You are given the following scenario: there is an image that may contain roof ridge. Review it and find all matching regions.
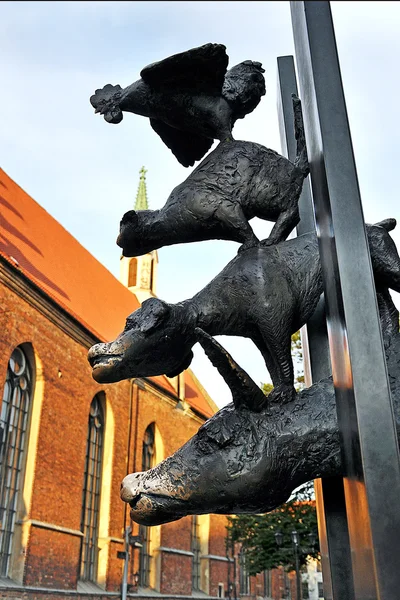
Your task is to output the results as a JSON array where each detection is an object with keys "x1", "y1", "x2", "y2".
[
  {"x1": 0, "y1": 168, "x2": 129, "y2": 294},
  {"x1": 0, "y1": 167, "x2": 217, "y2": 413},
  {"x1": 186, "y1": 368, "x2": 220, "y2": 414}
]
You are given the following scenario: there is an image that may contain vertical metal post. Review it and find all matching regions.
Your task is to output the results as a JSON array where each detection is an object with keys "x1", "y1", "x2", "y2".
[
  {"x1": 277, "y1": 54, "x2": 354, "y2": 600},
  {"x1": 121, "y1": 526, "x2": 131, "y2": 600},
  {"x1": 290, "y1": 2, "x2": 400, "y2": 599},
  {"x1": 293, "y1": 542, "x2": 301, "y2": 600}
]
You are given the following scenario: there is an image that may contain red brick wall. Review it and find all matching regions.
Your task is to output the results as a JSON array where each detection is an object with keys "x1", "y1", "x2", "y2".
[
  {"x1": 0, "y1": 593, "x2": 116, "y2": 600},
  {"x1": 24, "y1": 528, "x2": 80, "y2": 589},
  {"x1": 160, "y1": 516, "x2": 192, "y2": 553},
  {"x1": 160, "y1": 552, "x2": 192, "y2": 595},
  {"x1": 0, "y1": 278, "x2": 230, "y2": 597},
  {"x1": 209, "y1": 559, "x2": 228, "y2": 597},
  {"x1": 0, "y1": 283, "x2": 131, "y2": 590},
  {"x1": 131, "y1": 386, "x2": 203, "y2": 475},
  {"x1": 209, "y1": 515, "x2": 229, "y2": 558}
]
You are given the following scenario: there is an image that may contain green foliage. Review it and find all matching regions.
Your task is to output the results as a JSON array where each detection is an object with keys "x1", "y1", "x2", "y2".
[
  {"x1": 238, "y1": 333, "x2": 316, "y2": 574},
  {"x1": 261, "y1": 331, "x2": 305, "y2": 393},
  {"x1": 261, "y1": 382, "x2": 274, "y2": 396},
  {"x1": 226, "y1": 482, "x2": 319, "y2": 575},
  {"x1": 291, "y1": 330, "x2": 304, "y2": 389}
]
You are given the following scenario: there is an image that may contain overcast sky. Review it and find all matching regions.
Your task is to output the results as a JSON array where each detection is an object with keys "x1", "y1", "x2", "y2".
[{"x1": 1, "y1": 1, "x2": 400, "y2": 407}]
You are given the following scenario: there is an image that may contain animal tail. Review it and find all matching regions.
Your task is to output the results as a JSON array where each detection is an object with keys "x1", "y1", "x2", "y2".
[
  {"x1": 90, "y1": 84, "x2": 123, "y2": 124},
  {"x1": 292, "y1": 94, "x2": 309, "y2": 178}
]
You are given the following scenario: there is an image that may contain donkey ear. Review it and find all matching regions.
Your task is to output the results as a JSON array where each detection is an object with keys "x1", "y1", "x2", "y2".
[
  {"x1": 195, "y1": 328, "x2": 268, "y2": 412},
  {"x1": 375, "y1": 218, "x2": 396, "y2": 232},
  {"x1": 165, "y1": 351, "x2": 194, "y2": 378},
  {"x1": 139, "y1": 298, "x2": 170, "y2": 333}
]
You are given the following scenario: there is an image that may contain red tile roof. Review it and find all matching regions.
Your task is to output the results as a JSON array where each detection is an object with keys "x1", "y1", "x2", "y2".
[
  {"x1": 0, "y1": 169, "x2": 215, "y2": 418},
  {"x1": 184, "y1": 369, "x2": 219, "y2": 418}
]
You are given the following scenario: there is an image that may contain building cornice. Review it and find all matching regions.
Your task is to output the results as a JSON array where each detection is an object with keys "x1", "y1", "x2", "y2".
[
  {"x1": 158, "y1": 547, "x2": 194, "y2": 557},
  {"x1": 0, "y1": 259, "x2": 211, "y2": 420},
  {"x1": 16, "y1": 519, "x2": 84, "y2": 538},
  {"x1": 134, "y1": 378, "x2": 207, "y2": 425}
]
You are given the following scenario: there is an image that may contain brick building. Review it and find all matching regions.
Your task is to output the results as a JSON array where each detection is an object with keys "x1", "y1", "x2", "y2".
[
  {"x1": 0, "y1": 167, "x2": 316, "y2": 600},
  {"x1": 0, "y1": 167, "x2": 241, "y2": 599}
]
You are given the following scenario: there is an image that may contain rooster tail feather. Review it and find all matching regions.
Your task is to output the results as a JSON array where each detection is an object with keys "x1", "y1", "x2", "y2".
[{"x1": 90, "y1": 84, "x2": 123, "y2": 124}]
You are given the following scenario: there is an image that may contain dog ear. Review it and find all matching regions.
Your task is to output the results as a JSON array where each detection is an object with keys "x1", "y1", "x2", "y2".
[
  {"x1": 375, "y1": 218, "x2": 396, "y2": 232},
  {"x1": 117, "y1": 210, "x2": 140, "y2": 251},
  {"x1": 165, "y1": 351, "x2": 194, "y2": 378},
  {"x1": 139, "y1": 298, "x2": 171, "y2": 333},
  {"x1": 120, "y1": 210, "x2": 139, "y2": 227}
]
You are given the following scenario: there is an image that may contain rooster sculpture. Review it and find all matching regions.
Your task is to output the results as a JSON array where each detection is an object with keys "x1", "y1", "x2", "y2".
[{"x1": 90, "y1": 43, "x2": 266, "y2": 167}]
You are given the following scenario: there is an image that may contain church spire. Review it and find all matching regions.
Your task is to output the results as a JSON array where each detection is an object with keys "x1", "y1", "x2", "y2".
[
  {"x1": 135, "y1": 166, "x2": 149, "y2": 210},
  {"x1": 120, "y1": 165, "x2": 158, "y2": 304}
]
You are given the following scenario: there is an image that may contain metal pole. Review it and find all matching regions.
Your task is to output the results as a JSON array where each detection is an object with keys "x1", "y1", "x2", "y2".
[
  {"x1": 121, "y1": 525, "x2": 131, "y2": 600},
  {"x1": 233, "y1": 546, "x2": 237, "y2": 600},
  {"x1": 291, "y1": 2, "x2": 400, "y2": 599},
  {"x1": 293, "y1": 543, "x2": 301, "y2": 600},
  {"x1": 277, "y1": 54, "x2": 354, "y2": 600}
]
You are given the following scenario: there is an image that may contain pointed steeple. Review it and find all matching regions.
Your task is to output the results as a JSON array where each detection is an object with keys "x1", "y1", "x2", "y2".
[
  {"x1": 120, "y1": 165, "x2": 158, "y2": 304},
  {"x1": 135, "y1": 166, "x2": 149, "y2": 210}
]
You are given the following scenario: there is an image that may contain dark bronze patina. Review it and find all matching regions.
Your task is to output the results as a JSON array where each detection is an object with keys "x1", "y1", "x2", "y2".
[
  {"x1": 89, "y1": 40, "x2": 400, "y2": 563},
  {"x1": 117, "y1": 97, "x2": 308, "y2": 255},
  {"x1": 120, "y1": 323, "x2": 400, "y2": 526},
  {"x1": 88, "y1": 220, "x2": 400, "y2": 402},
  {"x1": 90, "y1": 43, "x2": 265, "y2": 167}
]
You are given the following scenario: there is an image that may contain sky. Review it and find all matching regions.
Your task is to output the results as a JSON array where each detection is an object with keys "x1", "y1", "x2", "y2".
[{"x1": 1, "y1": 1, "x2": 400, "y2": 408}]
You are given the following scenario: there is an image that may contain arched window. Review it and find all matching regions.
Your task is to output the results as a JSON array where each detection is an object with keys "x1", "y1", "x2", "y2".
[
  {"x1": 79, "y1": 394, "x2": 105, "y2": 582},
  {"x1": 128, "y1": 259, "x2": 137, "y2": 288},
  {"x1": 191, "y1": 515, "x2": 201, "y2": 591},
  {"x1": 139, "y1": 423, "x2": 155, "y2": 587},
  {"x1": 0, "y1": 345, "x2": 33, "y2": 577},
  {"x1": 239, "y1": 550, "x2": 250, "y2": 596}
]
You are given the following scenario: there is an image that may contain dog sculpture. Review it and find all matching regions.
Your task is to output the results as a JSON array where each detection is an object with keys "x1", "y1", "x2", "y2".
[
  {"x1": 90, "y1": 43, "x2": 265, "y2": 167},
  {"x1": 120, "y1": 327, "x2": 400, "y2": 526},
  {"x1": 88, "y1": 219, "x2": 400, "y2": 402},
  {"x1": 117, "y1": 96, "x2": 308, "y2": 256}
]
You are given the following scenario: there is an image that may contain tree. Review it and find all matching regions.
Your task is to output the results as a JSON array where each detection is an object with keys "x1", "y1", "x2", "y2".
[
  {"x1": 261, "y1": 331, "x2": 304, "y2": 395},
  {"x1": 226, "y1": 482, "x2": 319, "y2": 574}
]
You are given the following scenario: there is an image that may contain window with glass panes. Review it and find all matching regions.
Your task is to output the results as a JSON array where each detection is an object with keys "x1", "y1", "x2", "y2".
[
  {"x1": 139, "y1": 424, "x2": 155, "y2": 587},
  {"x1": 239, "y1": 551, "x2": 250, "y2": 595},
  {"x1": 0, "y1": 346, "x2": 33, "y2": 577},
  {"x1": 191, "y1": 515, "x2": 201, "y2": 590},
  {"x1": 318, "y1": 581, "x2": 324, "y2": 599},
  {"x1": 302, "y1": 581, "x2": 309, "y2": 599},
  {"x1": 79, "y1": 395, "x2": 104, "y2": 582}
]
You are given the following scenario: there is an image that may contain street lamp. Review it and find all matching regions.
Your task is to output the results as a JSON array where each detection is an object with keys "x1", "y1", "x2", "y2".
[
  {"x1": 121, "y1": 527, "x2": 143, "y2": 600},
  {"x1": 274, "y1": 529, "x2": 317, "y2": 600},
  {"x1": 291, "y1": 529, "x2": 300, "y2": 547},
  {"x1": 291, "y1": 530, "x2": 301, "y2": 600},
  {"x1": 275, "y1": 530, "x2": 284, "y2": 547},
  {"x1": 133, "y1": 572, "x2": 140, "y2": 589}
]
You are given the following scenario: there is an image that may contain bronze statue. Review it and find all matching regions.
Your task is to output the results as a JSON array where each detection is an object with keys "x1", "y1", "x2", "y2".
[
  {"x1": 120, "y1": 326, "x2": 400, "y2": 526},
  {"x1": 89, "y1": 42, "x2": 400, "y2": 532},
  {"x1": 88, "y1": 219, "x2": 400, "y2": 403},
  {"x1": 90, "y1": 43, "x2": 265, "y2": 167},
  {"x1": 117, "y1": 97, "x2": 308, "y2": 256}
]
